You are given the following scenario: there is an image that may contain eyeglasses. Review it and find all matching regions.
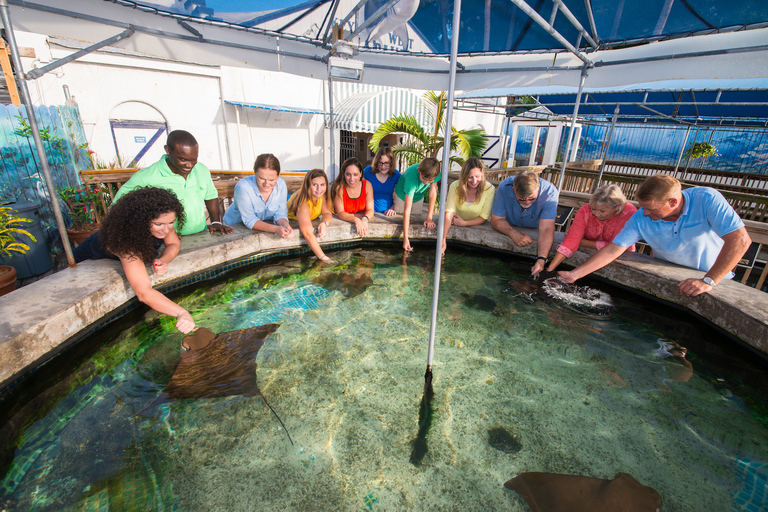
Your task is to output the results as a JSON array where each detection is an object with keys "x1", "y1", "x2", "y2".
[
  {"x1": 380, "y1": 161, "x2": 391, "y2": 166},
  {"x1": 516, "y1": 194, "x2": 538, "y2": 204}
]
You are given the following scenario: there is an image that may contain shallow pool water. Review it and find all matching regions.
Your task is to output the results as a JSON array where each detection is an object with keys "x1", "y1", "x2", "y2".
[{"x1": 2, "y1": 246, "x2": 768, "y2": 511}]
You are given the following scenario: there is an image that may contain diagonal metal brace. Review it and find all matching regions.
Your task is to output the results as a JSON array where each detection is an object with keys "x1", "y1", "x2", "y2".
[{"x1": 25, "y1": 25, "x2": 135, "y2": 80}]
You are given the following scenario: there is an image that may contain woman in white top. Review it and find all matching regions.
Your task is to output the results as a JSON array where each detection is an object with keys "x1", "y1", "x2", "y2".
[{"x1": 441, "y1": 157, "x2": 496, "y2": 254}]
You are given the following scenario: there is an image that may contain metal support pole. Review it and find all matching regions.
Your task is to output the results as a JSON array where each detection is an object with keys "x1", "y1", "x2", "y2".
[
  {"x1": 0, "y1": 0, "x2": 75, "y2": 266},
  {"x1": 557, "y1": 66, "x2": 588, "y2": 191},
  {"x1": 327, "y1": 73, "x2": 337, "y2": 182},
  {"x1": 595, "y1": 104, "x2": 619, "y2": 190},
  {"x1": 673, "y1": 125, "x2": 691, "y2": 178},
  {"x1": 426, "y1": 0, "x2": 462, "y2": 372}
]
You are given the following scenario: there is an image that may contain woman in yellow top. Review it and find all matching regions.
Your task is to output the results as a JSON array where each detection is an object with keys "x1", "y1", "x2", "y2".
[
  {"x1": 441, "y1": 157, "x2": 496, "y2": 254},
  {"x1": 287, "y1": 169, "x2": 334, "y2": 263}
]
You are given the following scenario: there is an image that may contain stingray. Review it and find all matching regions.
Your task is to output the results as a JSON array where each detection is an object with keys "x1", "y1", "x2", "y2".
[
  {"x1": 313, "y1": 271, "x2": 374, "y2": 298},
  {"x1": 139, "y1": 323, "x2": 293, "y2": 444},
  {"x1": 460, "y1": 292, "x2": 497, "y2": 311},
  {"x1": 505, "y1": 472, "x2": 662, "y2": 512}
]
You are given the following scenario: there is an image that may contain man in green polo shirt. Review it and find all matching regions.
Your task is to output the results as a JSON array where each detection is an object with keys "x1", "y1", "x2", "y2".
[{"x1": 113, "y1": 130, "x2": 233, "y2": 236}]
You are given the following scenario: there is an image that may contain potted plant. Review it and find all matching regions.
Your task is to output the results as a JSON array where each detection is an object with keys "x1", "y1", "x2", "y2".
[
  {"x1": 0, "y1": 205, "x2": 36, "y2": 296},
  {"x1": 58, "y1": 184, "x2": 110, "y2": 244},
  {"x1": 684, "y1": 142, "x2": 720, "y2": 166}
]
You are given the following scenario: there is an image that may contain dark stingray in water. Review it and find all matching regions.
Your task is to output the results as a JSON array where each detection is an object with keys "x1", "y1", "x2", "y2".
[
  {"x1": 313, "y1": 270, "x2": 374, "y2": 298},
  {"x1": 410, "y1": 368, "x2": 435, "y2": 466},
  {"x1": 488, "y1": 427, "x2": 522, "y2": 454},
  {"x1": 460, "y1": 292, "x2": 497, "y2": 311},
  {"x1": 140, "y1": 323, "x2": 293, "y2": 444}
]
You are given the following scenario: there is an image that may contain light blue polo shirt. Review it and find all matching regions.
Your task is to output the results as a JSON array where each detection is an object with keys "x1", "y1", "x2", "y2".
[
  {"x1": 612, "y1": 187, "x2": 744, "y2": 275},
  {"x1": 223, "y1": 176, "x2": 288, "y2": 229},
  {"x1": 491, "y1": 176, "x2": 558, "y2": 228}
]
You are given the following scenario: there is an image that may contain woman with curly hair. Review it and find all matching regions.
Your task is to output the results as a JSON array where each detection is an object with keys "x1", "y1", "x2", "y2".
[
  {"x1": 73, "y1": 187, "x2": 194, "y2": 333},
  {"x1": 287, "y1": 168, "x2": 334, "y2": 263}
]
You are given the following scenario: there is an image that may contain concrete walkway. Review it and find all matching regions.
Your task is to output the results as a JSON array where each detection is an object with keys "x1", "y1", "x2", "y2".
[{"x1": 1, "y1": 213, "x2": 767, "y2": 388}]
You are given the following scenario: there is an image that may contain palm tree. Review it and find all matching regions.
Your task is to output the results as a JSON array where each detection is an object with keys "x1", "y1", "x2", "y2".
[{"x1": 368, "y1": 91, "x2": 488, "y2": 169}]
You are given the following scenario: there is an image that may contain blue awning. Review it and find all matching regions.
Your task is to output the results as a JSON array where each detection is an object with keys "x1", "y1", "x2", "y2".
[{"x1": 224, "y1": 100, "x2": 328, "y2": 116}]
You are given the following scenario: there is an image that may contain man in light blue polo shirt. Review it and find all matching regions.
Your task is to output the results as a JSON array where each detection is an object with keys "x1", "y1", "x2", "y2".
[
  {"x1": 223, "y1": 153, "x2": 293, "y2": 238},
  {"x1": 559, "y1": 174, "x2": 751, "y2": 297},
  {"x1": 491, "y1": 170, "x2": 559, "y2": 275}
]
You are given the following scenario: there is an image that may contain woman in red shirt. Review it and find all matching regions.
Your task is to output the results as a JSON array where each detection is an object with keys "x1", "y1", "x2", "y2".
[
  {"x1": 547, "y1": 184, "x2": 637, "y2": 272},
  {"x1": 331, "y1": 157, "x2": 375, "y2": 236}
]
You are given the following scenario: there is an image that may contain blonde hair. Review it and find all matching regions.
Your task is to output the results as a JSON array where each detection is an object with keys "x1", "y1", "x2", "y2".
[
  {"x1": 288, "y1": 169, "x2": 330, "y2": 217},
  {"x1": 636, "y1": 174, "x2": 681, "y2": 202},
  {"x1": 372, "y1": 147, "x2": 396, "y2": 177},
  {"x1": 456, "y1": 157, "x2": 486, "y2": 206},
  {"x1": 590, "y1": 184, "x2": 628, "y2": 213},
  {"x1": 512, "y1": 170, "x2": 540, "y2": 197}
]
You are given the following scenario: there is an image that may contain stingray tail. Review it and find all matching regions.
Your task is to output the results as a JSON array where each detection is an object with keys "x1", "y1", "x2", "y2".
[
  {"x1": 409, "y1": 368, "x2": 434, "y2": 466},
  {"x1": 261, "y1": 395, "x2": 294, "y2": 445}
]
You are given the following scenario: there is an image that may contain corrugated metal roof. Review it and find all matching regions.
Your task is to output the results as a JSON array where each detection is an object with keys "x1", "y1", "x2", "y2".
[{"x1": 224, "y1": 100, "x2": 328, "y2": 115}]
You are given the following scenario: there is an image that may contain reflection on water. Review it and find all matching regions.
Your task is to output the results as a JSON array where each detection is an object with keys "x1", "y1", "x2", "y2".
[{"x1": 1, "y1": 246, "x2": 768, "y2": 512}]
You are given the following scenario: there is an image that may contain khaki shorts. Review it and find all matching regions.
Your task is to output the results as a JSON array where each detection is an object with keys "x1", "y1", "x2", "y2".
[{"x1": 393, "y1": 194, "x2": 424, "y2": 215}]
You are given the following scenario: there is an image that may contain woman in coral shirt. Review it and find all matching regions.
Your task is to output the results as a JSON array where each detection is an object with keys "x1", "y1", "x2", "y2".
[
  {"x1": 547, "y1": 184, "x2": 637, "y2": 272},
  {"x1": 331, "y1": 157, "x2": 375, "y2": 236}
]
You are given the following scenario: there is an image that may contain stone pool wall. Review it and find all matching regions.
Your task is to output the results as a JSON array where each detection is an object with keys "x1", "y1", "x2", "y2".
[{"x1": 1, "y1": 213, "x2": 767, "y2": 388}]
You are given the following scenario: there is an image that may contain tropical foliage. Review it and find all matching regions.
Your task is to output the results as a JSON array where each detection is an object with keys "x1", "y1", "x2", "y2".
[
  {"x1": 369, "y1": 91, "x2": 488, "y2": 168},
  {"x1": 0, "y1": 205, "x2": 35, "y2": 258},
  {"x1": 684, "y1": 142, "x2": 720, "y2": 162}
]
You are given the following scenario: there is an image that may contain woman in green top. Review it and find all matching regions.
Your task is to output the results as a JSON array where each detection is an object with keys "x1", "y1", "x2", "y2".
[
  {"x1": 441, "y1": 157, "x2": 496, "y2": 254},
  {"x1": 393, "y1": 157, "x2": 441, "y2": 252}
]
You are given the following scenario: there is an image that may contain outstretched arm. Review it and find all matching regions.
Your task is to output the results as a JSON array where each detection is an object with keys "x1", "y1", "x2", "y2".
[
  {"x1": 531, "y1": 219, "x2": 555, "y2": 275},
  {"x1": 678, "y1": 227, "x2": 752, "y2": 297},
  {"x1": 297, "y1": 202, "x2": 331, "y2": 262},
  {"x1": 558, "y1": 243, "x2": 628, "y2": 283},
  {"x1": 120, "y1": 256, "x2": 195, "y2": 333}
]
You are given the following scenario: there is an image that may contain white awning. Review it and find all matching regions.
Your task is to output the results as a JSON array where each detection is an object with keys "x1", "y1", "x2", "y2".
[
  {"x1": 224, "y1": 100, "x2": 328, "y2": 115},
  {"x1": 333, "y1": 88, "x2": 426, "y2": 133}
]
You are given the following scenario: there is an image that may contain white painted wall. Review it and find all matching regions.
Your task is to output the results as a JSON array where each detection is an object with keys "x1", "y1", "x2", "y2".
[{"x1": 12, "y1": 31, "x2": 501, "y2": 175}]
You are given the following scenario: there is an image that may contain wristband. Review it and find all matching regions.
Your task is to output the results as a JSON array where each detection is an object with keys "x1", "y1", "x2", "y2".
[
  {"x1": 321, "y1": 220, "x2": 330, "y2": 227},
  {"x1": 362, "y1": 216, "x2": 369, "y2": 222},
  {"x1": 536, "y1": 256, "x2": 548, "y2": 263},
  {"x1": 210, "y1": 221, "x2": 223, "y2": 226}
]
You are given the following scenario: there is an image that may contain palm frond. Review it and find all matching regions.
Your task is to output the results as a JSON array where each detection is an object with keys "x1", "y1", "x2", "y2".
[
  {"x1": 369, "y1": 115, "x2": 428, "y2": 153},
  {"x1": 451, "y1": 128, "x2": 488, "y2": 159}
]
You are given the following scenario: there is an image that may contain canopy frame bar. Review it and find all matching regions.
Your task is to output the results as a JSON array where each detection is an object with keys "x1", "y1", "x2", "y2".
[
  {"x1": 552, "y1": 0, "x2": 598, "y2": 49},
  {"x1": 345, "y1": 0, "x2": 402, "y2": 42}
]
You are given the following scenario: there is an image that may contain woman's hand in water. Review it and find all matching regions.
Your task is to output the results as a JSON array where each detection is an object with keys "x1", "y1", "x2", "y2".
[
  {"x1": 557, "y1": 270, "x2": 578, "y2": 284},
  {"x1": 153, "y1": 259, "x2": 168, "y2": 276},
  {"x1": 176, "y1": 311, "x2": 195, "y2": 334},
  {"x1": 319, "y1": 255, "x2": 334, "y2": 264}
]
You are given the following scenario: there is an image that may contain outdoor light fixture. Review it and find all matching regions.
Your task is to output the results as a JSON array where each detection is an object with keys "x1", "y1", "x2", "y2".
[
  {"x1": 328, "y1": 56, "x2": 364, "y2": 81},
  {"x1": 328, "y1": 39, "x2": 363, "y2": 82}
]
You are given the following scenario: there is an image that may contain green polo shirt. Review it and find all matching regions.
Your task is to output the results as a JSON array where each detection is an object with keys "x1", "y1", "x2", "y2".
[
  {"x1": 394, "y1": 164, "x2": 440, "y2": 202},
  {"x1": 113, "y1": 155, "x2": 218, "y2": 235}
]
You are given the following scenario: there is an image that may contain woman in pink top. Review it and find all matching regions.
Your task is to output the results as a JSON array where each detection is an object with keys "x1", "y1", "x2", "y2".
[{"x1": 547, "y1": 184, "x2": 637, "y2": 272}]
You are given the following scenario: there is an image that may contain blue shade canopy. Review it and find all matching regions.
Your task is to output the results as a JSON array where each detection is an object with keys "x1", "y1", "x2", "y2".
[{"x1": 122, "y1": 0, "x2": 768, "y2": 55}]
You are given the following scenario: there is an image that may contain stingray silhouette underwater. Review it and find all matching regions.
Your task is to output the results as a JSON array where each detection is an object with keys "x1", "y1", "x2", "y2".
[{"x1": 138, "y1": 323, "x2": 293, "y2": 444}]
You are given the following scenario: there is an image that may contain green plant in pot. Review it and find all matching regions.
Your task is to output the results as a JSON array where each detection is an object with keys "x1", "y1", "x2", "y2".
[
  {"x1": 0, "y1": 205, "x2": 36, "y2": 296},
  {"x1": 58, "y1": 184, "x2": 110, "y2": 244}
]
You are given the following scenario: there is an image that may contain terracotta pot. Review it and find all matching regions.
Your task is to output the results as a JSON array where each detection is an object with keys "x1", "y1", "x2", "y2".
[
  {"x1": 0, "y1": 265, "x2": 17, "y2": 297},
  {"x1": 67, "y1": 225, "x2": 100, "y2": 246}
]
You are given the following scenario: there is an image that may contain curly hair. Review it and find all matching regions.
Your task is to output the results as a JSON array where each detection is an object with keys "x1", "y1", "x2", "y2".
[{"x1": 101, "y1": 187, "x2": 185, "y2": 263}]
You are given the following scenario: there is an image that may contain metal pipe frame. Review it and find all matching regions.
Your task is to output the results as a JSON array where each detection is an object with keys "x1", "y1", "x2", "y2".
[
  {"x1": 320, "y1": 0, "x2": 342, "y2": 42},
  {"x1": 557, "y1": 65, "x2": 588, "y2": 190},
  {"x1": 595, "y1": 104, "x2": 619, "y2": 188},
  {"x1": 427, "y1": 0, "x2": 463, "y2": 371},
  {"x1": 583, "y1": 0, "x2": 599, "y2": 42},
  {"x1": 551, "y1": 0, "x2": 598, "y2": 49},
  {"x1": 0, "y1": 0, "x2": 75, "y2": 266},
  {"x1": 508, "y1": 0, "x2": 593, "y2": 66},
  {"x1": 25, "y1": 26, "x2": 135, "y2": 80},
  {"x1": 345, "y1": 0, "x2": 401, "y2": 42},
  {"x1": 324, "y1": 0, "x2": 371, "y2": 44}
]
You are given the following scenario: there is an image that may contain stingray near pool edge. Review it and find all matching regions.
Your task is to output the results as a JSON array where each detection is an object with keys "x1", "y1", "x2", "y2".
[
  {"x1": 312, "y1": 270, "x2": 375, "y2": 298},
  {"x1": 138, "y1": 323, "x2": 293, "y2": 444}
]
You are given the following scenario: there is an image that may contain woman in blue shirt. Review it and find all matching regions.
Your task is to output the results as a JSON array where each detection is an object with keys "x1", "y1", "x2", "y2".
[{"x1": 363, "y1": 147, "x2": 401, "y2": 217}]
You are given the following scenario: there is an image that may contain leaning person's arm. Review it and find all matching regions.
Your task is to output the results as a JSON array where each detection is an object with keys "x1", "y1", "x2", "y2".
[
  {"x1": 297, "y1": 203, "x2": 330, "y2": 262},
  {"x1": 152, "y1": 229, "x2": 181, "y2": 276},
  {"x1": 531, "y1": 218, "x2": 556, "y2": 274},
  {"x1": 558, "y1": 243, "x2": 628, "y2": 283},
  {"x1": 120, "y1": 256, "x2": 195, "y2": 333},
  {"x1": 678, "y1": 227, "x2": 752, "y2": 297},
  {"x1": 491, "y1": 215, "x2": 532, "y2": 247},
  {"x1": 424, "y1": 183, "x2": 437, "y2": 229},
  {"x1": 205, "y1": 198, "x2": 233, "y2": 234},
  {"x1": 402, "y1": 194, "x2": 414, "y2": 251}
]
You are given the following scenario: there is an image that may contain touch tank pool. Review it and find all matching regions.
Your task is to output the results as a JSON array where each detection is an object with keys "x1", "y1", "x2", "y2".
[{"x1": 1, "y1": 245, "x2": 767, "y2": 512}]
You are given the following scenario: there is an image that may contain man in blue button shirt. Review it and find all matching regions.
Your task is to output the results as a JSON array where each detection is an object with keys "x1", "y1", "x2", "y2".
[
  {"x1": 491, "y1": 170, "x2": 559, "y2": 275},
  {"x1": 559, "y1": 174, "x2": 751, "y2": 297}
]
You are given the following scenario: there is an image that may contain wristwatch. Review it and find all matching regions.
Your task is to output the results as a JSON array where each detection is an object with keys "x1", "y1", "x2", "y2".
[{"x1": 702, "y1": 276, "x2": 715, "y2": 286}]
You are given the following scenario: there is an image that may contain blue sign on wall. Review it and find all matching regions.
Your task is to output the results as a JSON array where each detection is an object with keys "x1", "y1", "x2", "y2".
[{"x1": 134, "y1": 136, "x2": 147, "y2": 143}]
